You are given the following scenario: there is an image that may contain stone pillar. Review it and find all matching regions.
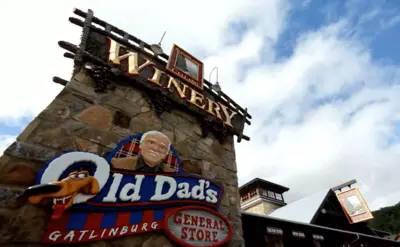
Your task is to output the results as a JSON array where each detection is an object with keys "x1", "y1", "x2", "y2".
[{"x1": 0, "y1": 70, "x2": 244, "y2": 246}]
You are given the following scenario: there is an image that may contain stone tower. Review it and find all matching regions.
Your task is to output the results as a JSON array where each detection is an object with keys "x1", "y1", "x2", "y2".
[
  {"x1": 0, "y1": 8, "x2": 251, "y2": 247},
  {"x1": 239, "y1": 178, "x2": 289, "y2": 215}
]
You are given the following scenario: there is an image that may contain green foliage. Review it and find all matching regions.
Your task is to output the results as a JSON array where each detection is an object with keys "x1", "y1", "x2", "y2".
[{"x1": 370, "y1": 202, "x2": 400, "y2": 234}]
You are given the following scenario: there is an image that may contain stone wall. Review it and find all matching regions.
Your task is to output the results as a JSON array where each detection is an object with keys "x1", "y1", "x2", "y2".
[
  {"x1": 242, "y1": 200, "x2": 281, "y2": 215},
  {"x1": 0, "y1": 70, "x2": 244, "y2": 247}
]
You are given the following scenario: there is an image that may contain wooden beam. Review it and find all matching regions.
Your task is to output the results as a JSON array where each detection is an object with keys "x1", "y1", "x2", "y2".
[
  {"x1": 331, "y1": 179, "x2": 357, "y2": 192},
  {"x1": 71, "y1": 8, "x2": 252, "y2": 120},
  {"x1": 52, "y1": 76, "x2": 68, "y2": 86}
]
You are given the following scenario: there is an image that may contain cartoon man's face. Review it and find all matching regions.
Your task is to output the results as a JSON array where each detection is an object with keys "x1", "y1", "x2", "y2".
[{"x1": 139, "y1": 134, "x2": 170, "y2": 167}]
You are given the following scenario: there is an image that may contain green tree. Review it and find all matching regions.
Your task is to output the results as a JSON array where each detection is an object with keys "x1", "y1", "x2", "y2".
[{"x1": 370, "y1": 202, "x2": 400, "y2": 234}]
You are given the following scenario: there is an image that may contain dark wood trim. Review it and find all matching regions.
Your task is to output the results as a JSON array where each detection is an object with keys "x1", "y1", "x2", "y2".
[
  {"x1": 259, "y1": 194, "x2": 287, "y2": 206},
  {"x1": 71, "y1": 8, "x2": 252, "y2": 120},
  {"x1": 331, "y1": 179, "x2": 357, "y2": 192},
  {"x1": 243, "y1": 212, "x2": 400, "y2": 247},
  {"x1": 310, "y1": 189, "x2": 333, "y2": 224},
  {"x1": 68, "y1": 17, "x2": 251, "y2": 129},
  {"x1": 58, "y1": 41, "x2": 250, "y2": 141},
  {"x1": 52, "y1": 76, "x2": 68, "y2": 86}
]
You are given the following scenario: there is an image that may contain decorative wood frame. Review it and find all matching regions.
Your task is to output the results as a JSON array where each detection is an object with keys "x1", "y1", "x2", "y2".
[
  {"x1": 62, "y1": 8, "x2": 252, "y2": 142},
  {"x1": 167, "y1": 44, "x2": 204, "y2": 91},
  {"x1": 336, "y1": 188, "x2": 373, "y2": 224}
]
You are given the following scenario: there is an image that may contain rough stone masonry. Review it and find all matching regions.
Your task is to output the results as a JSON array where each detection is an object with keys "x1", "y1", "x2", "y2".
[{"x1": 0, "y1": 70, "x2": 244, "y2": 247}]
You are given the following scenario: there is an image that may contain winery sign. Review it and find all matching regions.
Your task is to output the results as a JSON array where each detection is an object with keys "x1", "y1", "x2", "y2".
[
  {"x1": 68, "y1": 9, "x2": 251, "y2": 142},
  {"x1": 107, "y1": 38, "x2": 236, "y2": 128},
  {"x1": 24, "y1": 132, "x2": 232, "y2": 246}
]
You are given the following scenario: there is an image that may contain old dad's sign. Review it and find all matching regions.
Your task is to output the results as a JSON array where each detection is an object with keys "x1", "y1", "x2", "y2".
[
  {"x1": 106, "y1": 38, "x2": 238, "y2": 128},
  {"x1": 24, "y1": 131, "x2": 231, "y2": 246}
]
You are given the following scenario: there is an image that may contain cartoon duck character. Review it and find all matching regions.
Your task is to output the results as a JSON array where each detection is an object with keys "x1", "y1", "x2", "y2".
[{"x1": 24, "y1": 170, "x2": 99, "y2": 220}]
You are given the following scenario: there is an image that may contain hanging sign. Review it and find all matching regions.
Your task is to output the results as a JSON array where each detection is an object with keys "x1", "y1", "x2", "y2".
[
  {"x1": 336, "y1": 188, "x2": 373, "y2": 224},
  {"x1": 23, "y1": 131, "x2": 231, "y2": 245}
]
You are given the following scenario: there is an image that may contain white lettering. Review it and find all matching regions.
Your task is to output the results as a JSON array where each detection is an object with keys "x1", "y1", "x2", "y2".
[
  {"x1": 79, "y1": 230, "x2": 89, "y2": 241},
  {"x1": 48, "y1": 231, "x2": 62, "y2": 242},
  {"x1": 131, "y1": 224, "x2": 138, "y2": 233},
  {"x1": 101, "y1": 229, "x2": 106, "y2": 238},
  {"x1": 109, "y1": 227, "x2": 119, "y2": 236},
  {"x1": 151, "y1": 221, "x2": 158, "y2": 229},
  {"x1": 192, "y1": 179, "x2": 206, "y2": 200},
  {"x1": 141, "y1": 223, "x2": 148, "y2": 231},
  {"x1": 103, "y1": 173, "x2": 123, "y2": 202},
  {"x1": 89, "y1": 230, "x2": 98, "y2": 240},
  {"x1": 64, "y1": 231, "x2": 75, "y2": 241},
  {"x1": 119, "y1": 175, "x2": 145, "y2": 201},
  {"x1": 150, "y1": 176, "x2": 177, "y2": 201},
  {"x1": 120, "y1": 226, "x2": 129, "y2": 235},
  {"x1": 206, "y1": 189, "x2": 218, "y2": 204},
  {"x1": 177, "y1": 182, "x2": 191, "y2": 199}
]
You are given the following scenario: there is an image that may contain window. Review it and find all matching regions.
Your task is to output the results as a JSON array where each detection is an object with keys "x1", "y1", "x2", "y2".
[
  {"x1": 267, "y1": 227, "x2": 283, "y2": 235},
  {"x1": 249, "y1": 189, "x2": 258, "y2": 198},
  {"x1": 268, "y1": 191, "x2": 275, "y2": 198},
  {"x1": 313, "y1": 234, "x2": 324, "y2": 240},
  {"x1": 275, "y1": 193, "x2": 283, "y2": 200},
  {"x1": 292, "y1": 231, "x2": 305, "y2": 238}
]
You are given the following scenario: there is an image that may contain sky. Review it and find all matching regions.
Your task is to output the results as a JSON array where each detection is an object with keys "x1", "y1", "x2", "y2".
[{"x1": 0, "y1": 0, "x2": 399, "y2": 211}]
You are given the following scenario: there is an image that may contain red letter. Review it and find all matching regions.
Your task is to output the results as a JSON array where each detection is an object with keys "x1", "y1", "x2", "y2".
[
  {"x1": 191, "y1": 215, "x2": 199, "y2": 226},
  {"x1": 181, "y1": 227, "x2": 188, "y2": 240},
  {"x1": 196, "y1": 229, "x2": 205, "y2": 241},
  {"x1": 206, "y1": 218, "x2": 212, "y2": 229},
  {"x1": 174, "y1": 213, "x2": 182, "y2": 224},
  {"x1": 219, "y1": 220, "x2": 225, "y2": 230},
  {"x1": 188, "y1": 228, "x2": 196, "y2": 240},
  {"x1": 184, "y1": 214, "x2": 191, "y2": 225},
  {"x1": 199, "y1": 217, "x2": 205, "y2": 227},
  {"x1": 212, "y1": 231, "x2": 218, "y2": 242},
  {"x1": 213, "y1": 220, "x2": 219, "y2": 230},
  {"x1": 205, "y1": 230, "x2": 211, "y2": 242}
]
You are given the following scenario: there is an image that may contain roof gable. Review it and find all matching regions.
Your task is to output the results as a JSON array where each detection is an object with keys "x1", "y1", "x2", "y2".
[{"x1": 268, "y1": 188, "x2": 331, "y2": 223}]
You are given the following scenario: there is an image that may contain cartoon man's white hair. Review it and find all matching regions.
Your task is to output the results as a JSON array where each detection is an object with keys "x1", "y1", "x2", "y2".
[{"x1": 140, "y1": 130, "x2": 171, "y2": 153}]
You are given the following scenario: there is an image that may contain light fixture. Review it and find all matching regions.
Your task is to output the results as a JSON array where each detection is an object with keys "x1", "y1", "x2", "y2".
[
  {"x1": 209, "y1": 66, "x2": 221, "y2": 93},
  {"x1": 84, "y1": 62, "x2": 94, "y2": 70},
  {"x1": 150, "y1": 31, "x2": 166, "y2": 55}
]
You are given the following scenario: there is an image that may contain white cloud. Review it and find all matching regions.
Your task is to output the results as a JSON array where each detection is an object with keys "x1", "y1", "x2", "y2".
[
  {"x1": 0, "y1": 0, "x2": 399, "y2": 211},
  {"x1": 232, "y1": 20, "x2": 400, "y2": 209},
  {"x1": 0, "y1": 0, "x2": 288, "y2": 122},
  {"x1": 0, "y1": 135, "x2": 16, "y2": 156}
]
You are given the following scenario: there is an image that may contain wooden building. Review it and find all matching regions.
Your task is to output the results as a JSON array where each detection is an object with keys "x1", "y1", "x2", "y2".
[
  {"x1": 240, "y1": 178, "x2": 289, "y2": 215},
  {"x1": 240, "y1": 178, "x2": 400, "y2": 247}
]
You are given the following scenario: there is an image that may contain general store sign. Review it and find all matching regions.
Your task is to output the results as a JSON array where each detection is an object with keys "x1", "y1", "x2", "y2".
[
  {"x1": 164, "y1": 206, "x2": 232, "y2": 247},
  {"x1": 24, "y1": 132, "x2": 231, "y2": 246}
]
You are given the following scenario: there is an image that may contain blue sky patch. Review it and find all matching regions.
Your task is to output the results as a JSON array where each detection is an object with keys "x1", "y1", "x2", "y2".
[
  {"x1": 0, "y1": 118, "x2": 30, "y2": 137},
  {"x1": 273, "y1": 0, "x2": 400, "y2": 65}
]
